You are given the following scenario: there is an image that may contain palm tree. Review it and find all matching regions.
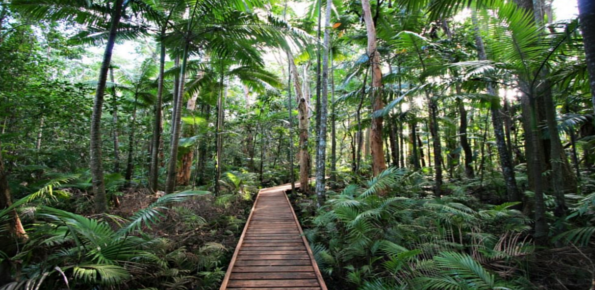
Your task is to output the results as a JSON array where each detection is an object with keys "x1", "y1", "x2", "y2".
[
  {"x1": 578, "y1": 0, "x2": 595, "y2": 113},
  {"x1": 11, "y1": 0, "x2": 147, "y2": 212},
  {"x1": 314, "y1": 0, "x2": 332, "y2": 205}
]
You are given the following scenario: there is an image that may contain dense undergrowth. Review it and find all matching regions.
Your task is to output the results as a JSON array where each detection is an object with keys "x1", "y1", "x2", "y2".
[
  {"x1": 292, "y1": 168, "x2": 595, "y2": 290},
  {"x1": 0, "y1": 170, "x2": 260, "y2": 290}
]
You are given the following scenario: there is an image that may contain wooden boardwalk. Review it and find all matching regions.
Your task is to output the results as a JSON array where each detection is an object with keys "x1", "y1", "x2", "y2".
[{"x1": 220, "y1": 183, "x2": 327, "y2": 290}]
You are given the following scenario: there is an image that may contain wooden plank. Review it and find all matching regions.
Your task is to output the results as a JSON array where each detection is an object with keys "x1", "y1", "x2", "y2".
[
  {"x1": 237, "y1": 254, "x2": 310, "y2": 260},
  {"x1": 239, "y1": 250, "x2": 307, "y2": 255},
  {"x1": 234, "y1": 259, "x2": 312, "y2": 266},
  {"x1": 281, "y1": 187, "x2": 329, "y2": 290},
  {"x1": 227, "y1": 279, "x2": 319, "y2": 287},
  {"x1": 220, "y1": 180, "x2": 327, "y2": 290},
  {"x1": 227, "y1": 288, "x2": 320, "y2": 290},
  {"x1": 229, "y1": 272, "x2": 317, "y2": 279},
  {"x1": 240, "y1": 246, "x2": 305, "y2": 250}
]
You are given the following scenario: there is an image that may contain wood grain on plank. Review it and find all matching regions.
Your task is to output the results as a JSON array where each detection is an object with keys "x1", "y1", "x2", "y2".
[{"x1": 219, "y1": 181, "x2": 327, "y2": 290}]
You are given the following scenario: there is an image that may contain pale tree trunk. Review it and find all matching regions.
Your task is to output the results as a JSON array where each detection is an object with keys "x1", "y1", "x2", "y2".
[
  {"x1": 361, "y1": 0, "x2": 387, "y2": 178},
  {"x1": 315, "y1": 0, "x2": 332, "y2": 206},
  {"x1": 288, "y1": 54, "x2": 311, "y2": 193},
  {"x1": 165, "y1": 55, "x2": 185, "y2": 194},
  {"x1": 330, "y1": 51, "x2": 337, "y2": 184},
  {"x1": 36, "y1": 116, "x2": 44, "y2": 151},
  {"x1": 165, "y1": 3, "x2": 200, "y2": 194},
  {"x1": 0, "y1": 140, "x2": 28, "y2": 285},
  {"x1": 287, "y1": 54, "x2": 296, "y2": 192},
  {"x1": 473, "y1": 12, "x2": 519, "y2": 203},
  {"x1": 110, "y1": 66, "x2": 121, "y2": 174},
  {"x1": 177, "y1": 85, "x2": 201, "y2": 186},
  {"x1": 215, "y1": 70, "x2": 227, "y2": 196},
  {"x1": 149, "y1": 32, "x2": 166, "y2": 193},
  {"x1": 578, "y1": 0, "x2": 595, "y2": 113},
  {"x1": 91, "y1": 0, "x2": 124, "y2": 213}
]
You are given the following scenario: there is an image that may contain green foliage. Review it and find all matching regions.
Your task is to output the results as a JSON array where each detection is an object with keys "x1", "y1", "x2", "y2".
[{"x1": 306, "y1": 168, "x2": 530, "y2": 289}]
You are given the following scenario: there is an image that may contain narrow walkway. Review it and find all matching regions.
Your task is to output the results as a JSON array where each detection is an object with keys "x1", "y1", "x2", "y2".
[{"x1": 220, "y1": 183, "x2": 327, "y2": 290}]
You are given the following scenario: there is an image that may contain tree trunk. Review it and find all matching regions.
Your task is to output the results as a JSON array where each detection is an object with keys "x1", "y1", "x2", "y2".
[
  {"x1": 110, "y1": 66, "x2": 121, "y2": 174},
  {"x1": 428, "y1": 98, "x2": 443, "y2": 195},
  {"x1": 314, "y1": 0, "x2": 332, "y2": 206},
  {"x1": 91, "y1": 0, "x2": 124, "y2": 212},
  {"x1": 215, "y1": 69, "x2": 226, "y2": 196},
  {"x1": 579, "y1": 0, "x2": 595, "y2": 113},
  {"x1": 165, "y1": 3, "x2": 200, "y2": 194},
  {"x1": 288, "y1": 54, "x2": 311, "y2": 193},
  {"x1": 457, "y1": 98, "x2": 474, "y2": 178},
  {"x1": 362, "y1": 0, "x2": 387, "y2": 177},
  {"x1": 410, "y1": 121, "x2": 421, "y2": 170},
  {"x1": 330, "y1": 51, "x2": 337, "y2": 184},
  {"x1": 473, "y1": 11, "x2": 520, "y2": 203},
  {"x1": 388, "y1": 117, "x2": 399, "y2": 167},
  {"x1": 197, "y1": 105, "x2": 211, "y2": 185},
  {"x1": 176, "y1": 92, "x2": 199, "y2": 186},
  {"x1": 125, "y1": 91, "x2": 139, "y2": 183},
  {"x1": 36, "y1": 116, "x2": 44, "y2": 151},
  {"x1": 149, "y1": 30, "x2": 166, "y2": 193}
]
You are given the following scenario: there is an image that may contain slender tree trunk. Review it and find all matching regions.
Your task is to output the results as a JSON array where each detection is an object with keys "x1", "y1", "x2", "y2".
[
  {"x1": 165, "y1": 3, "x2": 200, "y2": 194},
  {"x1": 473, "y1": 12, "x2": 519, "y2": 203},
  {"x1": 457, "y1": 98, "x2": 474, "y2": 178},
  {"x1": 428, "y1": 98, "x2": 443, "y2": 195},
  {"x1": 91, "y1": 0, "x2": 124, "y2": 212},
  {"x1": 315, "y1": 0, "x2": 332, "y2": 206},
  {"x1": 288, "y1": 54, "x2": 311, "y2": 193},
  {"x1": 215, "y1": 68, "x2": 226, "y2": 196},
  {"x1": 411, "y1": 121, "x2": 421, "y2": 170},
  {"x1": 578, "y1": 0, "x2": 595, "y2": 114},
  {"x1": 330, "y1": 51, "x2": 337, "y2": 184},
  {"x1": 149, "y1": 32, "x2": 166, "y2": 193},
  {"x1": 197, "y1": 105, "x2": 211, "y2": 185},
  {"x1": 362, "y1": 0, "x2": 387, "y2": 178},
  {"x1": 177, "y1": 92, "x2": 199, "y2": 186},
  {"x1": 389, "y1": 117, "x2": 399, "y2": 167},
  {"x1": 125, "y1": 91, "x2": 139, "y2": 183},
  {"x1": 110, "y1": 66, "x2": 121, "y2": 174},
  {"x1": 36, "y1": 116, "x2": 44, "y2": 151},
  {"x1": 522, "y1": 90, "x2": 548, "y2": 242},
  {"x1": 287, "y1": 55, "x2": 296, "y2": 192}
]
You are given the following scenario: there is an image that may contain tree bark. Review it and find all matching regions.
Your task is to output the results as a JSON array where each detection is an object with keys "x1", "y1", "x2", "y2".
[
  {"x1": 428, "y1": 98, "x2": 443, "y2": 195},
  {"x1": 315, "y1": 0, "x2": 332, "y2": 206},
  {"x1": 165, "y1": 3, "x2": 200, "y2": 194},
  {"x1": 457, "y1": 98, "x2": 474, "y2": 178},
  {"x1": 215, "y1": 68, "x2": 227, "y2": 196},
  {"x1": 91, "y1": 0, "x2": 124, "y2": 212},
  {"x1": 149, "y1": 30, "x2": 167, "y2": 193},
  {"x1": 362, "y1": 0, "x2": 387, "y2": 177},
  {"x1": 473, "y1": 11, "x2": 519, "y2": 203},
  {"x1": 176, "y1": 92, "x2": 199, "y2": 186},
  {"x1": 578, "y1": 0, "x2": 595, "y2": 113},
  {"x1": 197, "y1": 105, "x2": 211, "y2": 185},
  {"x1": 288, "y1": 54, "x2": 311, "y2": 193},
  {"x1": 110, "y1": 66, "x2": 121, "y2": 174},
  {"x1": 125, "y1": 90, "x2": 139, "y2": 183},
  {"x1": 330, "y1": 51, "x2": 337, "y2": 184}
]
